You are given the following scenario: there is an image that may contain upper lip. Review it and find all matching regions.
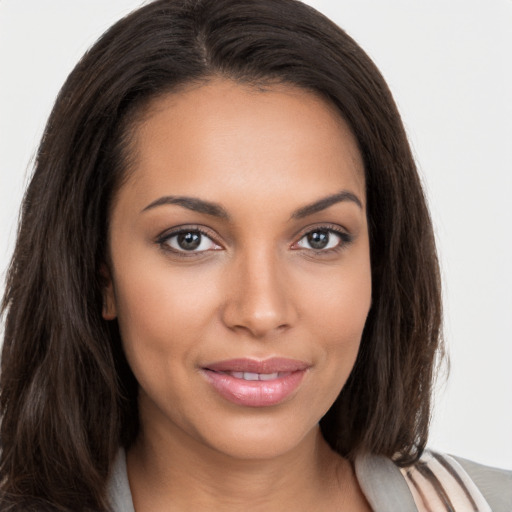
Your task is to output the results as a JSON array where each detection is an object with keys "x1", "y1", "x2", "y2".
[{"x1": 203, "y1": 357, "x2": 310, "y2": 374}]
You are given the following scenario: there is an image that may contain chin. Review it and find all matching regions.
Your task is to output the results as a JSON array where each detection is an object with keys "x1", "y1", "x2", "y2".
[{"x1": 195, "y1": 414, "x2": 318, "y2": 462}]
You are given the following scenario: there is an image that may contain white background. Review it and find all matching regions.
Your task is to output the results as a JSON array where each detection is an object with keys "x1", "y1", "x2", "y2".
[{"x1": 1, "y1": 1, "x2": 511, "y2": 469}]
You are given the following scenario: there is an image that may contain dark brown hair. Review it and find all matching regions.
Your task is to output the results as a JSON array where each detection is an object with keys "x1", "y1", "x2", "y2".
[{"x1": 0, "y1": 0, "x2": 442, "y2": 510}]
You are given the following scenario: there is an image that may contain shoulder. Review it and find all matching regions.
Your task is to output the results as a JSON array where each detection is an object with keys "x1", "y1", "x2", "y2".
[
  {"x1": 400, "y1": 450, "x2": 512, "y2": 512},
  {"x1": 355, "y1": 449, "x2": 512, "y2": 512},
  {"x1": 451, "y1": 454, "x2": 512, "y2": 512}
]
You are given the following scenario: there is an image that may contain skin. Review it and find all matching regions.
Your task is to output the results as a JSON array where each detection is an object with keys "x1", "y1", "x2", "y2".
[{"x1": 103, "y1": 79, "x2": 372, "y2": 511}]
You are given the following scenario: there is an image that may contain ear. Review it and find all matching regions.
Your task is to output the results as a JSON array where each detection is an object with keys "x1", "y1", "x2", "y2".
[{"x1": 100, "y1": 264, "x2": 117, "y2": 320}]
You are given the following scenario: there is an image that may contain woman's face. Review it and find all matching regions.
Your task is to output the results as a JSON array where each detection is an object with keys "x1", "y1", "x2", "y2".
[{"x1": 104, "y1": 80, "x2": 371, "y2": 460}]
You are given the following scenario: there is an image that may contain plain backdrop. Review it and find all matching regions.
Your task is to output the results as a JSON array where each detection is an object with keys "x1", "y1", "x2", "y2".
[{"x1": 1, "y1": 0, "x2": 511, "y2": 469}]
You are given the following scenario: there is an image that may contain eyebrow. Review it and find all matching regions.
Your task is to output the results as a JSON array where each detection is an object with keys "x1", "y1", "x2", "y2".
[
  {"x1": 291, "y1": 191, "x2": 363, "y2": 219},
  {"x1": 141, "y1": 190, "x2": 363, "y2": 220},
  {"x1": 142, "y1": 196, "x2": 230, "y2": 219}
]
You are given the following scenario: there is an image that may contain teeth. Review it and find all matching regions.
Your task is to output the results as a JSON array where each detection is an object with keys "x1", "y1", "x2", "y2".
[
  {"x1": 224, "y1": 371, "x2": 281, "y2": 381},
  {"x1": 259, "y1": 372, "x2": 279, "y2": 381}
]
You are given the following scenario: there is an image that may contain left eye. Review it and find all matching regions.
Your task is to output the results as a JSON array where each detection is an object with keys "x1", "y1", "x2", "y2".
[
  {"x1": 163, "y1": 230, "x2": 220, "y2": 252},
  {"x1": 296, "y1": 229, "x2": 342, "y2": 250}
]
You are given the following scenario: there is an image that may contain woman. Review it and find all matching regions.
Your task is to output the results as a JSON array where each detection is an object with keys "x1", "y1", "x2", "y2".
[{"x1": 1, "y1": 0, "x2": 510, "y2": 511}]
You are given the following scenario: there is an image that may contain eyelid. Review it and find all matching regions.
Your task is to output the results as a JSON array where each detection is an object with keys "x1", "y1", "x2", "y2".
[
  {"x1": 156, "y1": 225, "x2": 223, "y2": 256},
  {"x1": 290, "y1": 223, "x2": 354, "y2": 252}
]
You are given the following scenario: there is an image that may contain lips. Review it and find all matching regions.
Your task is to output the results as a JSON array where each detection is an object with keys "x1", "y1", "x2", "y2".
[
  {"x1": 201, "y1": 358, "x2": 310, "y2": 407},
  {"x1": 205, "y1": 358, "x2": 310, "y2": 374}
]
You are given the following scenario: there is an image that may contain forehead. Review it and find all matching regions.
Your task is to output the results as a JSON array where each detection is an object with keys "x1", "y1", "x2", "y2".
[{"x1": 121, "y1": 79, "x2": 366, "y2": 211}]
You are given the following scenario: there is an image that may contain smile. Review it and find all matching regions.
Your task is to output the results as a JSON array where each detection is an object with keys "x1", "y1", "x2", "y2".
[{"x1": 201, "y1": 358, "x2": 309, "y2": 407}]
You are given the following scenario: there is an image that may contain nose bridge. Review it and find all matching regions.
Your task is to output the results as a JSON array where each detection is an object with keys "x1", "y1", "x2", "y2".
[{"x1": 222, "y1": 243, "x2": 295, "y2": 338}]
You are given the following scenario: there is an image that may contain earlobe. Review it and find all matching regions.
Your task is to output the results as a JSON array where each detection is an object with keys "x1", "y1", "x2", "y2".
[{"x1": 100, "y1": 264, "x2": 117, "y2": 320}]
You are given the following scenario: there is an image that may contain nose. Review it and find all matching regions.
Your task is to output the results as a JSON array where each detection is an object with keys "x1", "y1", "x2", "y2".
[{"x1": 220, "y1": 248, "x2": 297, "y2": 339}]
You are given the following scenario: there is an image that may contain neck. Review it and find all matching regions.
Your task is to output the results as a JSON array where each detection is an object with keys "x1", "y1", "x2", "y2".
[{"x1": 127, "y1": 426, "x2": 354, "y2": 512}]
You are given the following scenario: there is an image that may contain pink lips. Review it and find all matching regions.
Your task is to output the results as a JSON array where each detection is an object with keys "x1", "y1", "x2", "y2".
[{"x1": 201, "y1": 358, "x2": 309, "y2": 407}]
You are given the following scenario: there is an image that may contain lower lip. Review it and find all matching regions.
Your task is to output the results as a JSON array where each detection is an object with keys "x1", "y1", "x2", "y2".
[{"x1": 202, "y1": 369, "x2": 307, "y2": 407}]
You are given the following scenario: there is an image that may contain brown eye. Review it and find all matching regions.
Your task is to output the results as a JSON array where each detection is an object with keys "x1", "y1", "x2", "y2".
[
  {"x1": 177, "y1": 232, "x2": 202, "y2": 250},
  {"x1": 307, "y1": 231, "x2": 329, "y2": 249},
  {"x1": 162, "y1": 230, "x2": 221, "y2": 253},
  {"x1": 297, "y1": 229, "x2": 341, "y2": 250}
]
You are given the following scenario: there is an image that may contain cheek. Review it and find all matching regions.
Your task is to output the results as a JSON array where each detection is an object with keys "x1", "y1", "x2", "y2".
[
  {"x1": 111, "y1": 263, "x2": 210, "y2": 380},
  {"x1": 304, "y1": 254, "x2": 372, "y2": 392},
  {"x1": 113, "y1": 258, "x2": 217, "y2": 337},
  {"x1": 304, "y1": 256, "x2": 372, "y2": 342},
  {"x1": 112, "y1": 269, "x2": 213, "y2": 425}
]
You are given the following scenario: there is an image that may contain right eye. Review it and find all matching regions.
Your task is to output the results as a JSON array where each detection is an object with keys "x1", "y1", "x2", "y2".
[
  {"x1": 158, "y1": 229, "x2": 221, "y2": 254},
  {"x1": 295, "y1": 229, "x2": 343, "y2": 251}
]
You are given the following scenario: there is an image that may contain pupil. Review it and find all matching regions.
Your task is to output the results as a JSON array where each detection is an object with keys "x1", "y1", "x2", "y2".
[
  {"x1": 307, "y1": 231, "x2": 329, "y2": 249},
  {"x1": 178, "y1": 232, "x2": 201, "y2": 250}
]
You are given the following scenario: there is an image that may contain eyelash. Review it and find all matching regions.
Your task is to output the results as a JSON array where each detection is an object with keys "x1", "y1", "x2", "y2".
[
  {"x1": 293, "y1": 224, "x2": 353, "y2": 255},
  {"x1": 156, "y1": 224, "x2": 353, "y2": 258},
  {"x1": 156, "y1": 225, "x2": 219, "y2": 258}
]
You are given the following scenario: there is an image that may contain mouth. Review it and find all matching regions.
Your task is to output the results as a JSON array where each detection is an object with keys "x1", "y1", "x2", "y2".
[
  {"x1": 210, "y1": 370, "x2": 292, "y2": 381},
  {"x1": 201, "y1": 358, "x2": 310, "y2": 407}
]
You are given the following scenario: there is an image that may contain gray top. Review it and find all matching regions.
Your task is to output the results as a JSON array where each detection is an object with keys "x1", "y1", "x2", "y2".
[
  {"x1": 108, "y1": 451, "x2": 135, "y2": 512},
  {"x1": 455, "y1": 456, "x2": 512, "y2": 512},
  {"x1": 107, "y1": 450, "x2": 512, "y2": 511},
  {"x1": 354, "y1": 453, "x2": 417, "y2": 511}
]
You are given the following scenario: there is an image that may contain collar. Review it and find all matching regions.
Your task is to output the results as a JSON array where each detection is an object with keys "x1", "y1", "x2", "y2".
[{"x1": 107, "y1": 450, "x2": 418, "y2": 512}]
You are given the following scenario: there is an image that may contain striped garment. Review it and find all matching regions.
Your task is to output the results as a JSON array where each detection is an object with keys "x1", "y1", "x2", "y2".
[
  {"x1": 400, "y1": 450, "x2": 493, "y2": 511},
  {"x1": 354, "y1": 449, "x2": 511, "y2": 511}
]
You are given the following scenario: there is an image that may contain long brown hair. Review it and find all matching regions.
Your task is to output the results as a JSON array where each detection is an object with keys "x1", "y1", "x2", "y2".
[{"x1": 0, "y1": 0, "x2": 442, "y2": 510}]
